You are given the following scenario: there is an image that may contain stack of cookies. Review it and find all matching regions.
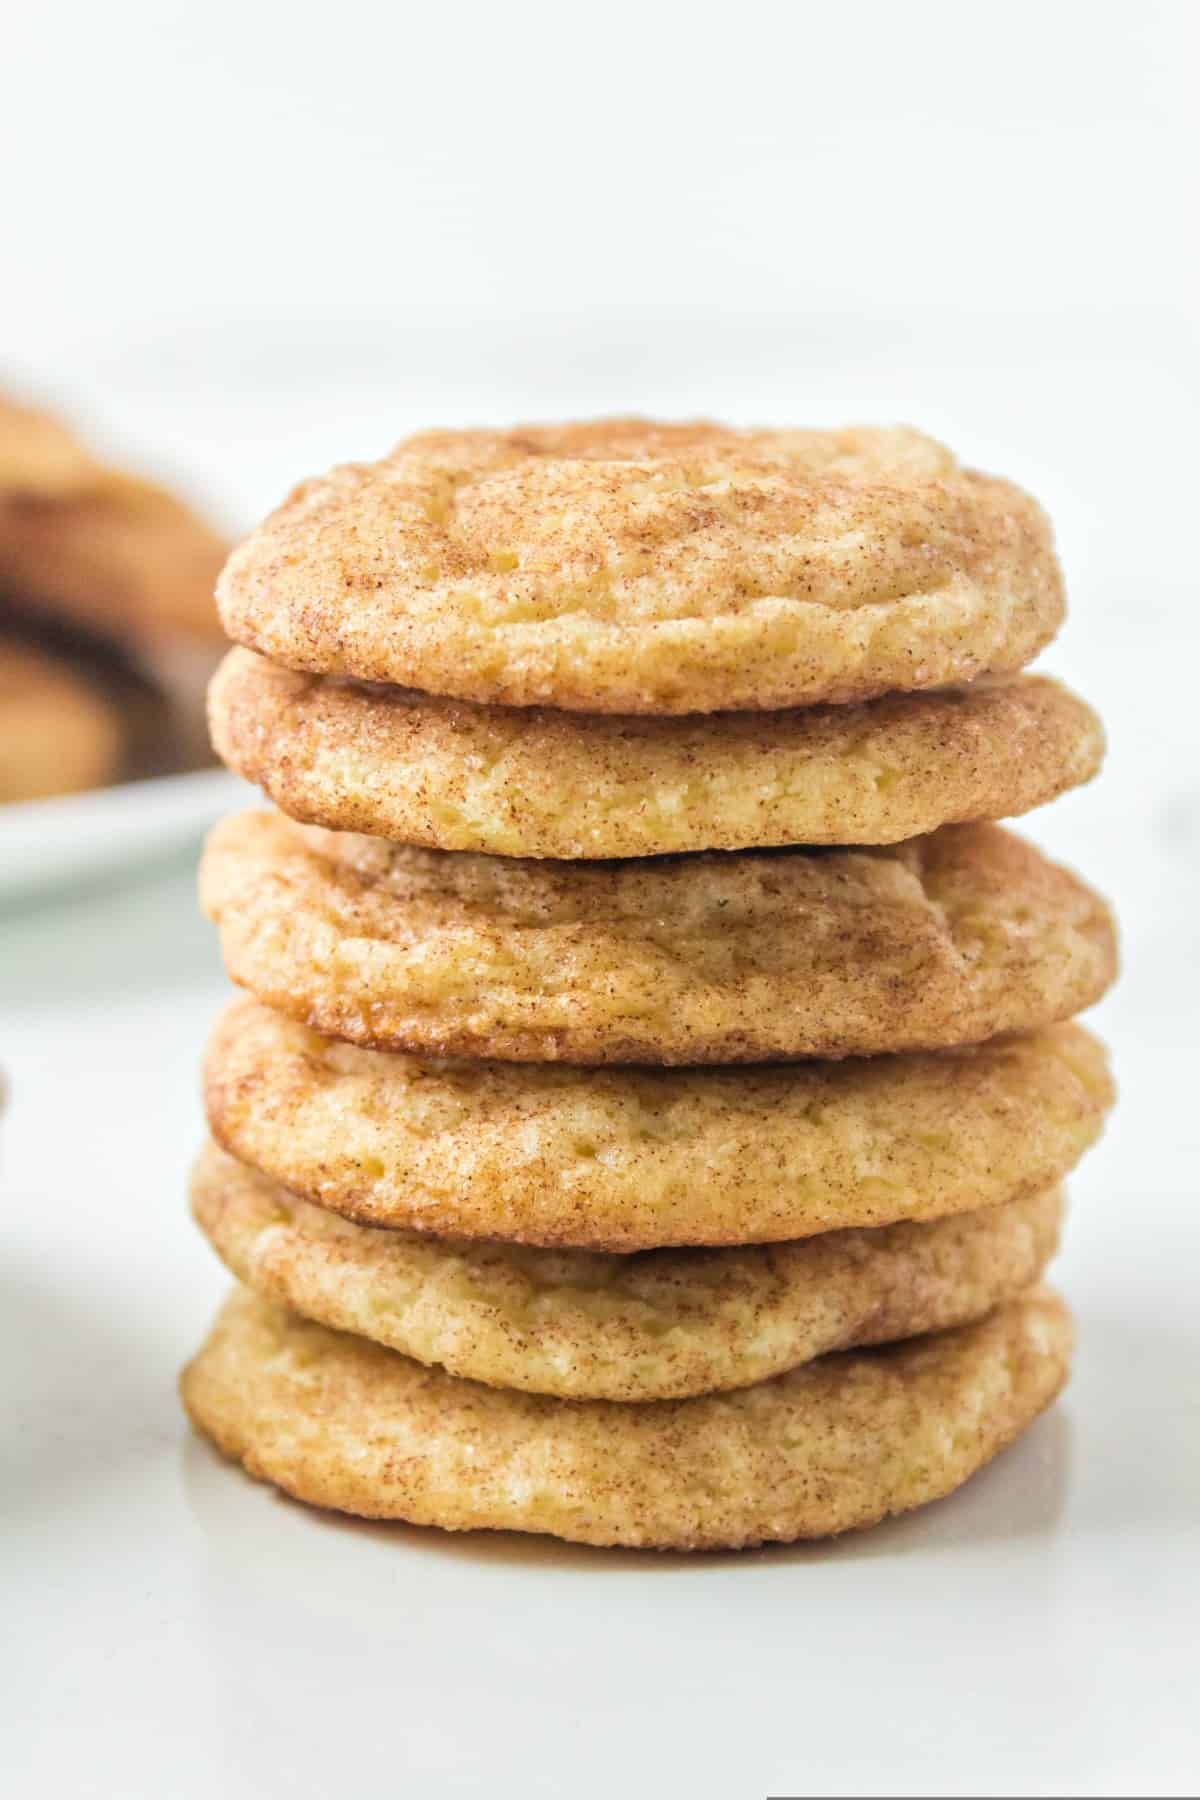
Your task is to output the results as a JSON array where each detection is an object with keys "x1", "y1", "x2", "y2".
[{"x1": 184, "y1": 421, "x2": 1116, "y2": 1551}]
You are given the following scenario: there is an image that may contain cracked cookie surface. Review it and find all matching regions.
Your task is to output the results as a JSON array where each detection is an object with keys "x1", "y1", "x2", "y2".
[
  {"x1": 216, "y1": 419, "x2": 1063, "y2": 713},
  {"x1": 200, "y1": 813, "x2": 1118, "y2": 1064}
]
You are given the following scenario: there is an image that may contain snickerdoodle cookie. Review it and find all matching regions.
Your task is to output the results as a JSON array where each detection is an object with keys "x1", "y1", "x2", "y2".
[
  {"x1": 0, "y1": 636, "x2": 124, "y2": 802},
  {"x1": 0, "y1": 394, "x2": 98, "y2": 496},
  {"x1": 200, "y1": 813, "x2": 1117, "y2": 1065},
  {"x1": 205, "y1": 999, "x2": 1111, "y2": 1247},
  {"x1": 0, "y1": 473, "x2": 227, "y2": 645},
  {"x1": 211, "y1": 648, "x2": 1102, "y2": 857},
  {"x1": 0, "y1": 391, "x2": 227, "y2": 646},
  {"x1": 182, "y1": 1284, "x2": 1073, "y2": 1548},
  {"x1": 216, "y1": 420, "x2": 1063, "y2": 714},
  {"x1": 193, "y1": 1143, "x2": 1064, "y2": 1401}
]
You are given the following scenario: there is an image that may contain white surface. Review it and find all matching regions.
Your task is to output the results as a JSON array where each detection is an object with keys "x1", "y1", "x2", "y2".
[{"x1": 0, "y1": 769, "x2": 252, "y2": 899}]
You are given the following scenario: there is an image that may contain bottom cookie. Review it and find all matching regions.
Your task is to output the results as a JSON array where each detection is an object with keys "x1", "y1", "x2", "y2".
[{"x1": 181, "y1": 1285, "x2": 1072, "y2": 1550}]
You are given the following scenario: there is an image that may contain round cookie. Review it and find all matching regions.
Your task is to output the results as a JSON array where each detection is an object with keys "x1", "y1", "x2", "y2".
[
  {"x1": 0, "y1": 472, "x2": 227, "y2": 645},
  {"x1": 216, "y1": 419, "x2": 1064, "y2": 714},
  {"x1": 199, "y1": 813, "x2": 1118, "y2": 1065},
  {"x1": 193, "y1": 1143, "x2": 1064, "y2": 1401},
  {"x1": 205, "y1": 999, "x2": 1112, "y2": 1248},
  {"x1": 211, "y1": 649, "x2": 1104, "y2": 858},
  {"x1": 1, "y1": 392, "x2": 226, "y2": 645},
  {"x1": 0, "y1": 638, "x2": 124, "y2": 802},
  {"x1": 181, "y1": 1285, "x2": 1073, "y2": 1549}
]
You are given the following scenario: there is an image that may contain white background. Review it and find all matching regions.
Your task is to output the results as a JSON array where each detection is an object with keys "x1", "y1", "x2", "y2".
[{"x1": 3, "y1": 3, "x2": 1199, "y2": 1796}]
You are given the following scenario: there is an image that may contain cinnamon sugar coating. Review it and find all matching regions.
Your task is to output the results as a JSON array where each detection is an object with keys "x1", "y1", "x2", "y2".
[{"x1": 216, "y1": 420, "x2": 1064, "y2": 713}]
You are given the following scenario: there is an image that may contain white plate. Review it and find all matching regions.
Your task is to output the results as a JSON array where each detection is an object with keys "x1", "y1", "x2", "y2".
[{"x1": 0, "y1": 767, "x2": 255, "y2": 898}]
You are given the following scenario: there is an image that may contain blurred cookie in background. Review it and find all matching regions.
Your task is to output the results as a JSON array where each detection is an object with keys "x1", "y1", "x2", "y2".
[
  {"x1": 0, "y1": 621, "x2": 172, "y2": 803},
  {"x1": 0, "y1": 391, "x2": 229, "y2": 798},
  {"x1": 0, "y1": 394, "x2": 99, "y2": 497},
  {"x1": 0, "y1": 634, "x2": 122, "y2": 803}
]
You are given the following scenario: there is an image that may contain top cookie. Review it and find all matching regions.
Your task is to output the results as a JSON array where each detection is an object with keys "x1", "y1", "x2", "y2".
[{"x1": 216, "y1": 419, "x2": 1064, "y2": 714}]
